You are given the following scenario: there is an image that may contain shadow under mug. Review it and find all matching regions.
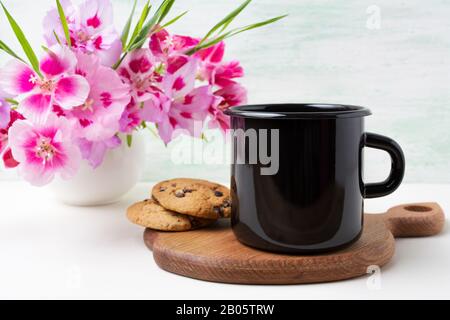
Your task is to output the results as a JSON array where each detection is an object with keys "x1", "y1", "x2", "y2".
[{"x1": 224, "y1": 104, "x2": 405, "y2": 254}]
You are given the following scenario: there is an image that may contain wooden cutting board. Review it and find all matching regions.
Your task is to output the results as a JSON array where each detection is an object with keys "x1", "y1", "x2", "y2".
[{"x1": 144, "y1": 202, "x2": 445, "y2": 285}]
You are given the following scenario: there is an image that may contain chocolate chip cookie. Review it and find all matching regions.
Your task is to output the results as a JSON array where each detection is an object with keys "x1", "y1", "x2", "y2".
[
  {"x1": 152, "y1": 178, "x2": 231, "y2": 219},
  {"x1": 127, "y1": 199, "x2": 216, "y2": 231}
]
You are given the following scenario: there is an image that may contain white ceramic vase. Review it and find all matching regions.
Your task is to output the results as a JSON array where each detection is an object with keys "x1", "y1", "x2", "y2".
[{"x1": 48, "y1": 133, "x2": 146, "y2": 206}]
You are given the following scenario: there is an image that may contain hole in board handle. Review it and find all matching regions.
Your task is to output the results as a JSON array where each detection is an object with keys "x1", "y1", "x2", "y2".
[{"x1": 404, "y1": 205, "x2": 432, "y2": 212}]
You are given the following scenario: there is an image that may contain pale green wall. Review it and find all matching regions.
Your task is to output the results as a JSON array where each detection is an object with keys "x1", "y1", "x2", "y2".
[{"x1": 1, "y1": 0, "x2": 449, "y2": 183}]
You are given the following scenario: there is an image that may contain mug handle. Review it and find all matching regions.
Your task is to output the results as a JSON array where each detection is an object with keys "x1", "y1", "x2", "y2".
[{"x1": 363, "y1": 133, "x2": 405, "y2": 199}]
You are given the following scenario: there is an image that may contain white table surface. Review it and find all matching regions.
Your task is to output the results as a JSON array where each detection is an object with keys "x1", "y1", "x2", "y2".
[{"x1": 0, "y1": 181, "x2": 448, "y2": 300}]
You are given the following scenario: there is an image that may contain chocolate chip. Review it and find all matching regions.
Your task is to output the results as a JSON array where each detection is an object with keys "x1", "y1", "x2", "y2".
[
  {"x1": 171, "y1": 183, "x2": 177, "y2": 187},
  {"x1": 159, "y1": 187, "x2": 166, "y2": 192},
  {"x1": 183, "y1": 188, "x2": 193, "y2": 193},
  {"x1": 175, "y1": 189, "x2": 185, "y2": 198},
  {"x1": 189, "y1": 217, "x2": 200, "y2": 228},
  {"x1": 214, "y1": 191, "x2": 223, "y2": 197}
]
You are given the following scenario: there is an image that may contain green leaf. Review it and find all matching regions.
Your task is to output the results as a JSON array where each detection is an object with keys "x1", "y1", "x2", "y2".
[
  {"x1": 126, "y1": 135, "x2": 133, "y2": 147},
  {"x1": 0, "y1": 1, "x2": 42, "y2": 76},
  {"x1": 56, "y1": 0, "x2": 71, "y2": 47},
  {"x1": 121, "y1": 0, "x2": 137, "y2": 49},
  {"x1": 186, "y1": 31, "x2": 231, "y2": 55},
  {"x1": 187, "y1": 14, "x2": 287, "y2": 55},
  {"x1": 218, "y1": 0, "x2": 253, "y2": 35},
  {"x1": 128, "y1": 0, "x2": 175, "y2": 51},
  {"x1": 155, "y1": 10, "x2": 188, "y2": 32},
  {"x1": 199, "y1": 0, "x2": 252, "y2": 45},
  {"x1": 112, "y1": 53, "x2": 126, "y2": 69},
  {"x1": 227, "y1": 14, "x2": 288, "y2": 37},
  {"x1": 53, "y1": 30, "x2": 62, "y2": 45},
  {"x1": 0, "y1": 39, "x2": 25, "y2": 62},
  {"x1": 128, "y1": 1, "x2": 151, "y2": 48},
  {"x1": 156, "y1": 0, "x2": 175, "y2": 25},
  {"x1": 5, "y1": 98, "x2": 19, "y2": 105}
]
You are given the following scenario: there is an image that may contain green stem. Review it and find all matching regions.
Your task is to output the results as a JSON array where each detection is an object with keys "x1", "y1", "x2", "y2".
[{"x1": 113, "y1": 53, "x2": 127, "y2": 70}]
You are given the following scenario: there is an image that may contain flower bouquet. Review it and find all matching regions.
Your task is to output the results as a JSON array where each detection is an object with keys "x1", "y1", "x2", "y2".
[{"x1": 0, "y1": 0, "x2": 284, "y2": 203}]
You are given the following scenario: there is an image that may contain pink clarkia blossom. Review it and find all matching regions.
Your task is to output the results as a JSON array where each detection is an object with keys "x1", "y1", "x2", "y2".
[
  {"x1": 0, "y1": 46, "x2": 90, "y2": 123},
  {"x1": 117, "y1": 49, "x2": 165, "y2": 132},
  {"x1": 0, "y1": 98, "x2": 10, "y2": 130},
  {"x1": 196, "y1": 41, "x2": 225, "y2": 64},
  {"x1": 203, "y1": 60, "x2": 244, "y2": 87},
  {"x1": 77, "y1": 135, "x2": 120, "y2": 168},
  {"x1": 208, "y1": 83, "x2": 248, "y2": 132},
  {"x1": 0, "y1": 130, "x2": 7, "y2": 155},
  {"x1": 149, "y1": 29, "x2": 242, "y2": 87},
  {"x1": 118, "y1": 49, "x2": 158, "y2": 104},
  {"x1": 3, "y1": 148, "x2": 20, "y2": 169},
  {"x1": 119, "y1": 97, "x2": 145, "y2": 134},
  {"x1": 155, "y1": 55, "x2": 216, "y2": 144},
  {"x1": 195, "y1": 41, "x2": 245, "y2": 87},
  {"x1": 215, "y1": 82, "x2": 248, "y2": 108},
  {"x1": 147, "y1": 29, "x2": 248, "y2": 139},
  {"x1": 1, "y1": 108, "x2": 25, "y2": 156},
  {"x1": 8, "y1": 115, "x2": 81, "y2": 186},
  {"x1": 149, "y1": 29, "x2": 199, "y2": 60},
  {"x1": 70, "y1": 52, "x2": 130, "y2": 142},
  {"x1": 1, "y1": 108, "x2": 26, "y2": 168},
  {"x1": 43, "y1": 0, "x2": 122, "y2": 67}
]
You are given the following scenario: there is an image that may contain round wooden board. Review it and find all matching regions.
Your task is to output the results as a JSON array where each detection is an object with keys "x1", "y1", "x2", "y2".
[{"x1": 144, "y1": 203, "x2": 445, "y2": 285}]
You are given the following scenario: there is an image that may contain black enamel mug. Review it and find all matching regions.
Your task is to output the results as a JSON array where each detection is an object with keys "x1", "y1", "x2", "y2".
[{"x1": 224, "y1": 104, "x2": 405, "y2": 254}]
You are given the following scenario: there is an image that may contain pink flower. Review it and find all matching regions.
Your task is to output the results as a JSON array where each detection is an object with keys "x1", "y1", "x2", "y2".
[
  {"x1": 69, "y1": 53, "x2": 130, "y2": 142},
  {"x1": 149, "y1": 29, "x2": 199, "y2": 59},
  {"x1": 156, "y1": 86, "x2": 215, "y2": 144},
  {"x1": 205, "y1": 61, "x2": 244, "y2": 87},
  {"x1": 155, "y1": 56, "x2": 216, "y2": 144},
  {"x1": 0, "y1": 46, "x2": 90, "y2": 123},
  {"x1": 43, "y1": 0, "x2": 122, "y2": 67},
  {"x1": 0, "y1": 129, "x2": 8, "y2": 156},
  {"x1": 117, "y1": 49, "x2": 166, "y2": 132},
  {"x1": 119, "y1": 97, "x2": 146, "y2": 134},
  {"x1": 2, "y1": 148, "x2": 20, "y2": 169},
  {"x1": 0, "y1": 98, "x2": 10, "y2": 129},
  {"x1": 118, "y1": 49, "x2": 158, "y2": 104},
  {"x1": 77, "y1": 135, "x2": 120, "y2": 168},
  {"x1": 8, "y1": 115, "x2": 81, "y2": 186},
  {"x1": 1, "y1": 109, "x2": 26, "y2": 159},
  {"x1": 0, "y1": 131, "x2": 7, "y2": 155},
  {"x1": 208, "y1": 83, "x2": 247, "y2": 132},
  {"x1": 215, "y1": 83, "x2": 248, "y2": 108},
  {"x1": 196, "y1": 41, "x2": 225, "y2": 64},
  {"x1": 195, "y1": 41, "x2": 244, "y2": 87}
]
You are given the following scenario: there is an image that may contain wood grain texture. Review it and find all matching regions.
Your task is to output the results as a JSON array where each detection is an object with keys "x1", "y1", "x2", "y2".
[{"x1": 144, "y1": 202, "x2": 445, "y2": 285}]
